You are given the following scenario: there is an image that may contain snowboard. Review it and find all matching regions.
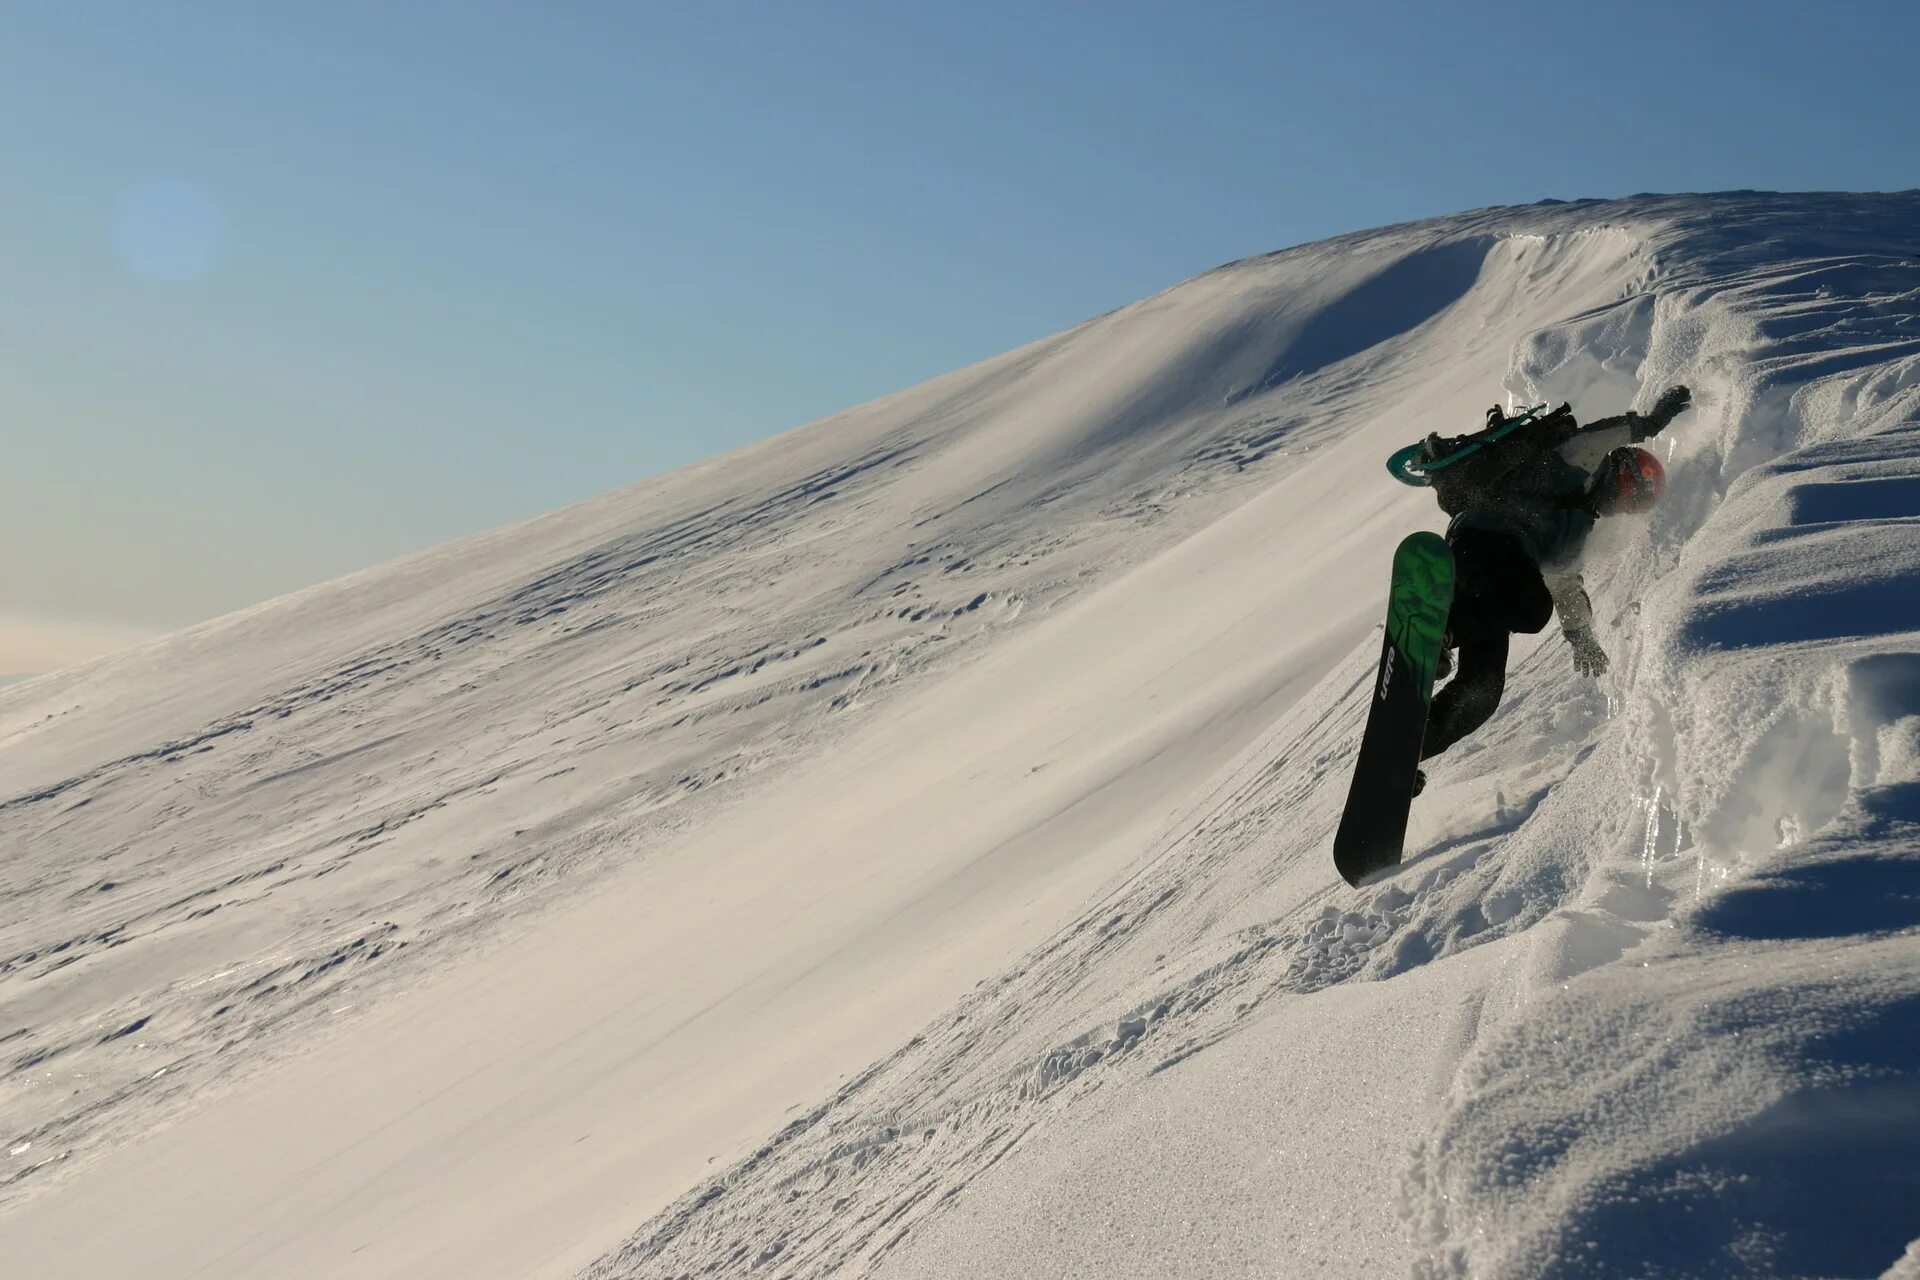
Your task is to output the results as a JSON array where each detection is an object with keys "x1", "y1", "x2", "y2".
[
  {"x1": 1333, "y1": 532, "x2": 1455, "y2": 886},
  {"x1": 1386, "y1": 403, "x2": 1548, "y2": 487}
]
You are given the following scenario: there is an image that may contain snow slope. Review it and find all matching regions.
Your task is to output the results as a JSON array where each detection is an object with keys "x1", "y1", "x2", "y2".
[{"x1": 3, "y1": 192, "x2": 1918, "y2": 1279}]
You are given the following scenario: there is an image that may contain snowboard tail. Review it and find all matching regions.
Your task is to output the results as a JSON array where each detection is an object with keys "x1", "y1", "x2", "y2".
[{"x1": 1333, "y1": 533, "x2": 1455, "y2": 886}]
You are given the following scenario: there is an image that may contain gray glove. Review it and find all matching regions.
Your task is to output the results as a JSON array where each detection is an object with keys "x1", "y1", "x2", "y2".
[
  {"x1": 1566, "y1": 628, "x2": 1609, "y2": 677},
  {"x1": 1631, "y1": 384, "x2": 1692, "y2": 440}
]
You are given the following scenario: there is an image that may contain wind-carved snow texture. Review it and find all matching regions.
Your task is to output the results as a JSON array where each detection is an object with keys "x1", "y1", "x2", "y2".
[
  {"x1": 0, "y1": 187, "x2": 1512, "y2": 1243},
  {"x1": 584, "y1": 194, "x2": 1920, "y2": 1280},
  {"x1": 581, "y1": 641, "x2": 1593, "y2": 1278},
  {"x1": 0, "y1": 337, "x2": 1328, "y2": 1199},
  {"x1": 1401, "y1": 209, "x2": 1920, "y2": 1280},
  {"x1": 4, "y1": 193, "x2": 1919, "y2": 1280}
]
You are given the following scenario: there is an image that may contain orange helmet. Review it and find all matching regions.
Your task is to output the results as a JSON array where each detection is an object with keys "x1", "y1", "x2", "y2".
[{"x1": 1592, "y1": 446, "x2": 1666, "y2": 514}]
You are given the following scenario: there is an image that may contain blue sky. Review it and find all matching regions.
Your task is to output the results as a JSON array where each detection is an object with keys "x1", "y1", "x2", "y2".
[{"x1": 6, "y1": 0, "x2": 1917, "y2": 670}]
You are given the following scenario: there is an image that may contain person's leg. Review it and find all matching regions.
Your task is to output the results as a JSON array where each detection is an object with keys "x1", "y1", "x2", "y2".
[
  {"x1": 1450, "y1": 529, "x2": 1551, "y2": 637},
  {"x1": 1420, "y1": 529, "x2": 1543, "y2": 768},
  {"x1": 1422, "y1": 632, "x2": 1509, "y2": 760}
]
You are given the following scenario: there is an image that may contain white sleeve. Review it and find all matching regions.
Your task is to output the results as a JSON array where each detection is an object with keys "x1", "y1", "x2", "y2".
[
  {"x1": 1545, "y1": 571, "x2": 1594, "y2": 635},
  {"x1": 1557, "y1": 420, "x2": 1635, "y2": 472}
]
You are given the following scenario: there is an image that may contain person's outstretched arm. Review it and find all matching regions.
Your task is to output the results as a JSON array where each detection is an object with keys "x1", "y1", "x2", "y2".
[
  {"x1": 1561, "y1": 385, "x2": 1692, "y2": 470},
  {"x1": 1545, "y1": 571, "x2": 1609, "y2": 677}
]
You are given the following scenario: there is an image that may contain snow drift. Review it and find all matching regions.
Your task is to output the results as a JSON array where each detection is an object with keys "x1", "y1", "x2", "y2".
[{"x1": 2, "y1": 192, "x2": 1917, "y2": 1279}]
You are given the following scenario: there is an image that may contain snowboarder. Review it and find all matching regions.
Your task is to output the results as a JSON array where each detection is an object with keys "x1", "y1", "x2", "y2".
[{"x1": 1414, "y1": 385, "x2": 1693, "y2": 785}]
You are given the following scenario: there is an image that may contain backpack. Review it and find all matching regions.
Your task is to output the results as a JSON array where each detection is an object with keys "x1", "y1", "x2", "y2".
[{"x1": 1390, "y1": 403, "x2": 1576, "y2": 517}]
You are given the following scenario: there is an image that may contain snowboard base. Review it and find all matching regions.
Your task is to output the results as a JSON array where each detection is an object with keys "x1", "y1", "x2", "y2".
[{"x1": 1333, "y1": 532, "x2": 1454, "y2": 886}]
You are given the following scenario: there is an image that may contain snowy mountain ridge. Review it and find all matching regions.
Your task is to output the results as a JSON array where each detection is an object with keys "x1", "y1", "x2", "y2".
[{"x1": 3, "y1": 191, "x2": 1919, "y2": 1278}]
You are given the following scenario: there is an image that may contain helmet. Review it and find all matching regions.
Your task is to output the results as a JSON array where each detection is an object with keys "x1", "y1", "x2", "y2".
[{"x1": 1591, "y1": 446, "x2": 1666, "y2": 514}]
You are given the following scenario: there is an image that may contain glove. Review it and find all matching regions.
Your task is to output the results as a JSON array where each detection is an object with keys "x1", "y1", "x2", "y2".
[
  {"x1": 1631, "y1": 384, "x2": 1692, "y2": 440},
  {"x1": 1566, "y1": 628, "x2": 1609, "y2": 678}
]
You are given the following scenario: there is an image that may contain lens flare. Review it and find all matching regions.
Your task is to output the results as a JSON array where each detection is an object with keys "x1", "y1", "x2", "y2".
[{"x1": 112, "y1": 180, "x2": 226, "y2": 282}]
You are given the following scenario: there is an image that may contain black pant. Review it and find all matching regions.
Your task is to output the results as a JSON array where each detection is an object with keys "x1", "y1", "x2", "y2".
[{"x1": 1422, "y1": 530, "x2": 1551, "y2": 761}]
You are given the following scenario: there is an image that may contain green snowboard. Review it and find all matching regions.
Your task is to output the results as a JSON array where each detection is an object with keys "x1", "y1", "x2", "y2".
[{"x1": 1333, "y1": 532, "x2": 1455, "y2": 886}]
